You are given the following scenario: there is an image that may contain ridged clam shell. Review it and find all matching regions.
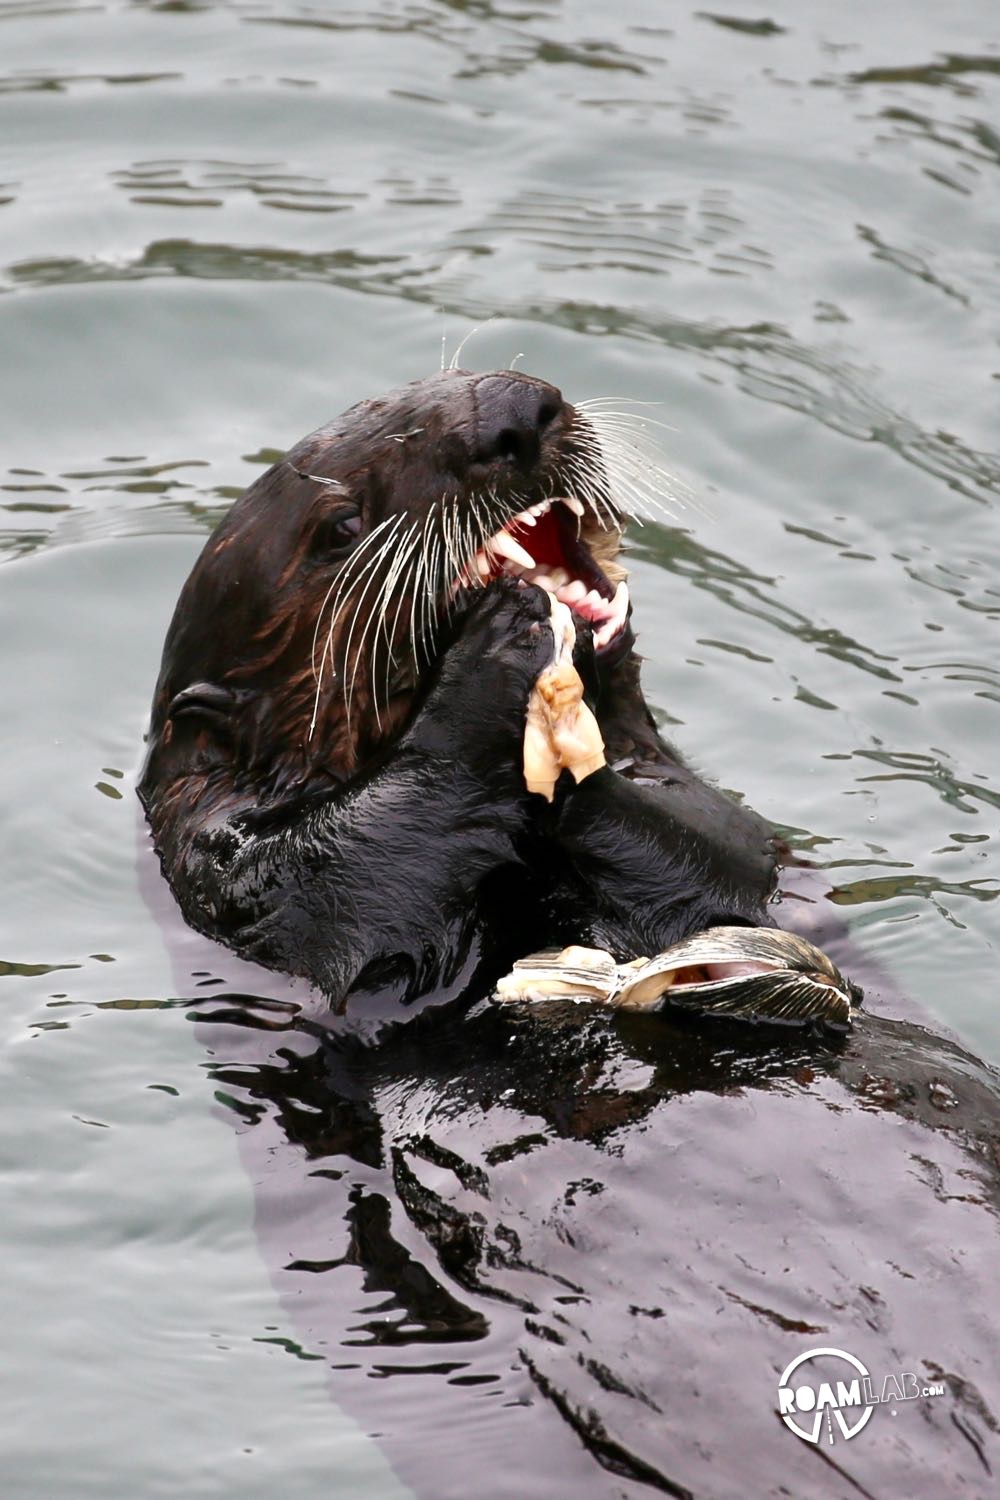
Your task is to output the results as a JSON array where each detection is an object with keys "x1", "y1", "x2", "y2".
[{"x1": 495, "y1": 927, "x2": 857, "y2": 1028}]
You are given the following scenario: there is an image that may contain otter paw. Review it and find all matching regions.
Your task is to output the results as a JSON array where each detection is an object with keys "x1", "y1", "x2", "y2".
[
  {"x1": 439, "y1": 578, "x2": 557, "y2": 694},
  {"x1": 407, "y1": 579, "x2": 557, "y2": 777},
  {"x1": 454, "y1": 576, "x2": 554, "y2": 660}
]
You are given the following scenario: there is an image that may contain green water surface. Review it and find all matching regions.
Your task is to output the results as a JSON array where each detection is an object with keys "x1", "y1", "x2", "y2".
[{"x1": 2, "y1": 2, "x2": 999, "y2": 1495}]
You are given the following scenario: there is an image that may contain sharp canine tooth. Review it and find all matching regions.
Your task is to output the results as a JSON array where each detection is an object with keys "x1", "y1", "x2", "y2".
[
  {"x1": 515, "y1": 510, "x2": 537, "y2": 527},
  {"x1": 490, "y1": 530, "x2": 536, "y2": 569},
  {"x1": 580, "y1": 582, "x2": 630, "y2": 650},
  {"x1": 560, "y1": 496, "x2": 585, "y2": 518},
  {"x1": 475, "y1": 551, "x2": 491, "y2": 579}
]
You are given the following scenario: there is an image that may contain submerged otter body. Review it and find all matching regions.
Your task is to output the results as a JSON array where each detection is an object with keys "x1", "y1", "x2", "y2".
[{"x1": 140, "y1": 370, "x2": 778, "y2": 1007}]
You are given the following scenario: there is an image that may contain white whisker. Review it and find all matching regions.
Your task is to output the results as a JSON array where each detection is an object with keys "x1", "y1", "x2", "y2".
[
  {"x1": 448, "y1": 318, "x2": 497, "y2": 371},
  {"x1": 343, "y1": 516, "x2": 406, "y2": 727},
  {"x1": 371, "y1": 523, "x2": 419, "y2": 721},
  {"x1": 305, "y1": 382, "x2": 694, "y2": 747},
  {"x1": 424, "y1": 529, "x2": 444, "y2": 660},
  {"x1": 572, "y1": 408, "x2": 705, "y2": 523},
  {"x1": 383, "y1": 550, "x2": 419, "y2": 708},
  {"x1": 290, "y1": 465, "x2": 347, "y2": 490},
  {"x1": 408, "y1": 520, "x2": 429, "y2": 671},
  {"x1": 308, "y1": 518, "x2": 399, "y2": 738}
]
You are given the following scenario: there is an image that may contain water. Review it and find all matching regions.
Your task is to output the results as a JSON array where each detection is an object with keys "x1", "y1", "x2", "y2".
[{"x1": 2, "y1": 3, "x2": 999, "y2": 1496}]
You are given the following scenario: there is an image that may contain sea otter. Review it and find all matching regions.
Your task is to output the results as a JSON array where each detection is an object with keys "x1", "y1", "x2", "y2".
[
  {"x1": 139, "y1": 369, "x2": 804, "y2": 1011},
  {"x1": 140, "y1": 370, "x2": 1000, "y2": 1497}
]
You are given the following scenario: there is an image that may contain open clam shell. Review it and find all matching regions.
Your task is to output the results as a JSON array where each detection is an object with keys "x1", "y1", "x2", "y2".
[{"x1": 495, "y1": 927, "x2": 859, "y2": 1029}]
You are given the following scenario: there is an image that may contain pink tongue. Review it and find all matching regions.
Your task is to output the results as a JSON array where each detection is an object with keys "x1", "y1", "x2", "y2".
[{"x1": 704, "y1": 960, "x2": 772, "y2": 981}]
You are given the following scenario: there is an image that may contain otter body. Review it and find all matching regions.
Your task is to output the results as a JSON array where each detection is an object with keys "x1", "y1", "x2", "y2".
[
  {"x1": 142, "y1": 370, "x2": 1000, "y2": 1496},
  {"x1": 140, "y1": 370, "x2": 776, "y2": 1007}
]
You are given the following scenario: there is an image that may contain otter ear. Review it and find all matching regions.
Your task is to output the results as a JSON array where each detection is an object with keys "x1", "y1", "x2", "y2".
[{"x1": 167, "y1": 682, "x2": 238, "y2": 726}]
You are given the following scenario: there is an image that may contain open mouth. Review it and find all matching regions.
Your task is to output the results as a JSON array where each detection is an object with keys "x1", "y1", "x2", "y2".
[{"x1": 455, "y1": 497, "x2": 630, "y2": 653}]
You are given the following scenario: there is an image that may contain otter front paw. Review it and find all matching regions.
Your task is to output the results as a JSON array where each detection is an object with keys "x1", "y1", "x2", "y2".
[{"x1": 406, "y1": 578, "x2": 555, "y2": 782}]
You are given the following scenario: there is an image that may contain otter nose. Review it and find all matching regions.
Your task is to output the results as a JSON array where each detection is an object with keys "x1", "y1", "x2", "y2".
[{"x1": 474, "y1": 375, "x2": 563, "y2": 470}]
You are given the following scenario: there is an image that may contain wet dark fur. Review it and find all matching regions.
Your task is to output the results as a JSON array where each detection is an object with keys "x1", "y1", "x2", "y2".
[
  {"x1": 139, "y1": 369, "x2": 777, "y2": 1006},
  {"x1": 142, "y1": 368, "x2": 1000, "y2": 1497}
]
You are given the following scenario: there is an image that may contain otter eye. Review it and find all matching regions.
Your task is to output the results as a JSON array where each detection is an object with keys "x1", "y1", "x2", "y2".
[{"x1": 313, "y1": 508, "x2": 362, "y2": 555}]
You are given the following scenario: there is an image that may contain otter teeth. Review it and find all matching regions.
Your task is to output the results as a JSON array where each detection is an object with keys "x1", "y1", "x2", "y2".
[
  {"x1": 496, "y1": 496, "x2": 583, "y2": 536},
  {"x1": 489, "y1": 530, "x2": 536, "y2": 569},
  {"x1": 502, "y1": 500, "x2": 550, "y2": 532},
  {"x1": 558, "y1": 496, "x2": 585, "y2": 519},
  {"x1": 556, "y1": 579, "x2": 588, "y2": 605},
  {"x1": 593, "y1": 581, "x2": 629, "y2": 648},
  {"x1": 549, "y1": 577, "x2": 629, "y2": 647},
  {"x1": 515, "y1": 566, "x2": 569, "y2": 591},
  {"x1": 457, "y1": 509, "x2": 629, "y2": 650}
]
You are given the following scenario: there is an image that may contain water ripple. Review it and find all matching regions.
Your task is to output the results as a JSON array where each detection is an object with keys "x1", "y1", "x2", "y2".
[
  {"x1": 848, "y1": 53, "x2": 1000, "y2": 94},
  {"x1": 851, "y1": 748, "x2": 1000, "y2": 817},
  {"x1": 4, "y1": 240, "x2": 405, "y2": 290},
  {"x1": 5, "y1": 238, "x2": 996, "y2": 508},
  {"x1": 112, "y1": 160, "x2": 363, "y2": 214},
  {"x1": 0, "y1": 69, "x2": 181, "y2": 93}
]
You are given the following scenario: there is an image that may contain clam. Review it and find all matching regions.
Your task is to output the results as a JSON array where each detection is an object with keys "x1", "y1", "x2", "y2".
[
  {"x1": 495, "y1": 926, "x2": 859, "y2": 1029},
  {"x1": 522, "y1": 595, "x2": 605, "y2": 802}
]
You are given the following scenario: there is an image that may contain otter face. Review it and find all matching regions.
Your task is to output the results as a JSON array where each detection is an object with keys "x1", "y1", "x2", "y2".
[{"x1": 142, "y1": 369, "x2": 676, "y2": 820}]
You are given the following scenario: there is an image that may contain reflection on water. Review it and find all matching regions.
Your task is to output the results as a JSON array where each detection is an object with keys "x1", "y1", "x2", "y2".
[
  {"x1": 112, "y1": 160, "x2": 362, "y2": 213},
  {"x1": 187, "y1": 976, "x2": 1000, "y2": 1496},
  {"x1": 2, "y1": 0, "x2": 1000, "y2": 1495}
]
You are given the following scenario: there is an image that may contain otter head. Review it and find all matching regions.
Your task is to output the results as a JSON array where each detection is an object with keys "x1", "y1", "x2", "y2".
[{"x1": 140, "y1": 368, "x2": 673, "y2": 842}]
